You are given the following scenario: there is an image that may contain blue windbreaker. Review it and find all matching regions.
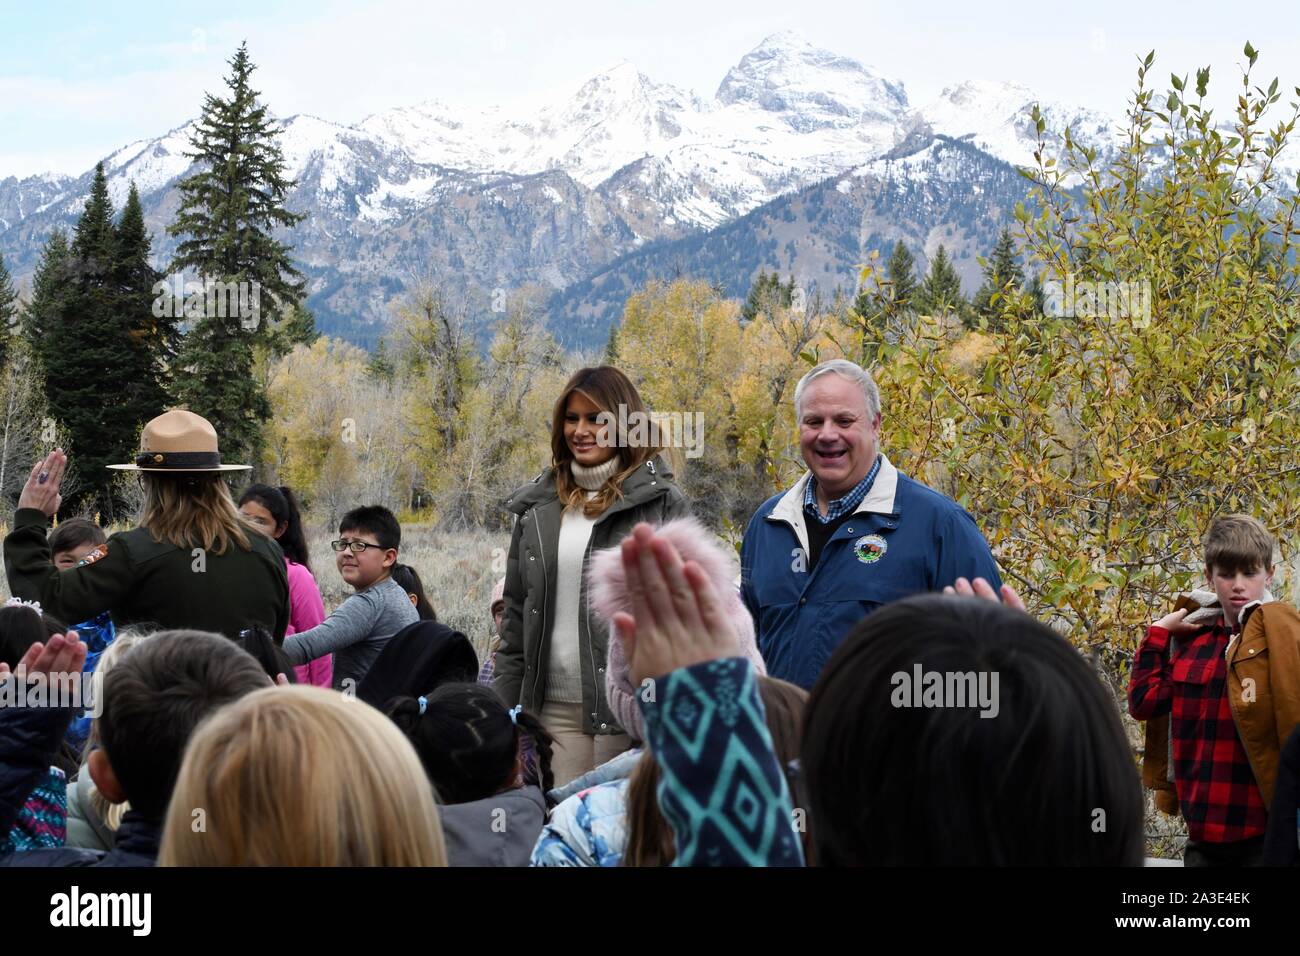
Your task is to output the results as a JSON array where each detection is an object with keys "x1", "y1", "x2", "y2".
[{"x1": 740, "y1": 455, "x2": 1002, "y2": 689}]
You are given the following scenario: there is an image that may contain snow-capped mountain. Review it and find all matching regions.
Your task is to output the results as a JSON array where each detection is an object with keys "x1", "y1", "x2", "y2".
[
  {"x1": 911, "y1": 80, "x2": 1118, "y2": 172},
  {"x1": 0, "y1": 30, "x2": 1221, "y2": 348}
]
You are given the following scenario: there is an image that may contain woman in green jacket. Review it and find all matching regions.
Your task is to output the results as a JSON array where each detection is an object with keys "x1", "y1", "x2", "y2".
[{"x1": 493, "y1": 366, "x2": 690, "y2": 787}]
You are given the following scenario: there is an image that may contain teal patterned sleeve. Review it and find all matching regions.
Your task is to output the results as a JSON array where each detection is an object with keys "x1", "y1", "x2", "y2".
[{"x1": 638, "y1": 657, "x2": 804, "y2": 867}]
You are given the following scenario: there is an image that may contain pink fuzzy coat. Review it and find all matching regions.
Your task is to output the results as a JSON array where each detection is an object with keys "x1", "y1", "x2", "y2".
[{"x1": 586, "y1": 516, "x2": 766, "y2": 742}]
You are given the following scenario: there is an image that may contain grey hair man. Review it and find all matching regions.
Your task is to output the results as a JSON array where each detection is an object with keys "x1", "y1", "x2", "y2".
[{"x1": 740, "y1": 359, "x2": 1002, "y2": 689}]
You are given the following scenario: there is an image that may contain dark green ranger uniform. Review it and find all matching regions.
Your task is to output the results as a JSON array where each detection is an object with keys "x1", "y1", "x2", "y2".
[{"x1": 3, "y1": 507, "x2": 290, "y2": 641}]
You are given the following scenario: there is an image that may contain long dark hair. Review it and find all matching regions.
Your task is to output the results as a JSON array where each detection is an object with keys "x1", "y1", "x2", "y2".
[
  {"x1": 0, "y1": 604, "x2": 68, "y2": 669},
  {"x1": 235, "y1": 623, "x2": 297, "y2": 684},
  {"x1": 387, "y1": 683, "x2": 554, "y2": 805},
  {"x1": 390, "y1": 564, "x2": 436, "y2": 621},
  {"x1": 801, "y1": 594, "x2": 1144, "y2": 866},
  {"x1": 238, "y1": 484, "x2": 311, "y2": 571}
]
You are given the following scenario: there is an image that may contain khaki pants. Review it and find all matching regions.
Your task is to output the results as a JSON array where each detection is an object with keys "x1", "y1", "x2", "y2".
[{"x1": 540, "y1": 699, "x2": 631, "y2": 789}]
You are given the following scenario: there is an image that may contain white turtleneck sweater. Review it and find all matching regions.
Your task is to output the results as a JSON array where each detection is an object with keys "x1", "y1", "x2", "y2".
[{"x1": 546, "y1": 455, "x2": 620, "y2": 704}]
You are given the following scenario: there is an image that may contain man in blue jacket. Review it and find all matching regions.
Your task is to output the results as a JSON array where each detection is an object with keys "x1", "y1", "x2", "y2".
[{"x1": 741, "y1": 359, "x2": 1001, "y2": 689}]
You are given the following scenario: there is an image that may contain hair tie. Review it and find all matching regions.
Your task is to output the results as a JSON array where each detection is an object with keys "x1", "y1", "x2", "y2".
[
  {"x1": 418, "y1": 696, "x2": 428, "y2": 715},
  {"x1": 4, "y1": 597, "x2": 42, "y2": 613},
  {"x1": 508, "y1": 704, "x2": 522, "y2": 725}
]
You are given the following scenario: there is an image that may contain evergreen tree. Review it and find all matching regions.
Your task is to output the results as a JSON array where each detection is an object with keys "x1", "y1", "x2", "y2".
[
  {"x1": 884, "y1": 240, "x2": 918, "y2": 311},
  {"x1": 22, "y1": 230, "x2": 71, "y2": 357},
  {"x1": 271, "y1": 301, "x2": 318, "y2": 354},
  {"x1": 602, "y1": 321, "x2": 620, "y2": 364},
  {"x1": 366, "y1": 337, "x2": 396, "y2": 382},
  {"x1": 972, "y1": 228, "x2": 1027, "y2": 330},
  {"x1": 742, "y1": 269, "x2": 793, "y2": 323},
  {"x1": 0, "y1": 252, "x2": 18, "y2": 368},
  {"x1": 167, "y1": 42, "x2": 307, "y2": 466},
  {"x1": 42, "y1": 164, "x2": 144, "y2": 517},
  {"x1": 917, "y1": 244, "x2": 966, "y2": 318},
  {"x1": 115, "y1": 182, "x2": 174, "y2": 432}
]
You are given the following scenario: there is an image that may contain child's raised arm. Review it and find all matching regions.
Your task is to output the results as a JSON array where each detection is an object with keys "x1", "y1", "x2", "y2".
[{"x1": 281, "y1": 589, "x2": 383, "y2": 665}]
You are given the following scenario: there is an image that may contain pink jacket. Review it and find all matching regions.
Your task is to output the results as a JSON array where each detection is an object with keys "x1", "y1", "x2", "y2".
[{"x1": 284, "y1": 558, "x2": 332, "y2": 687}]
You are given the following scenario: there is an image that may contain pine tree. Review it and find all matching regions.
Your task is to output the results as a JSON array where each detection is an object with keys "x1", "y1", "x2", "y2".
[
  {"x1": 167, "y1": 43, "x2": 307, "y2": 466},
  {"x1": 972, "y1": 228, "x2": 1027, "y2": 330},
  {"x1": 41, "y1": 164, "x2": 144, "y2": 517},
  {"x1": 366, "y1": 338, "x2": 396, "y2": 382},
  {"x1": 917, "y1": 244, "x2": 966, "y2": 318},
  {"x1": 742, "y1": 269, "x2": 793, "y2": 323},
  {"x1": 22, "y1": 230, "x2": 71, "y2": 358},
  {"x1": 884, "y1": 240, "x2": 918, "y2": 310},
  {"x1": 115, "y1": 182, "x2": 174, "y2": 433},
  {"x1": 602, "y1": 321, "x2": 620, "y2": 364},
  {"x1": 0, "y1": 252, "x2": 18, "y2": 368}
]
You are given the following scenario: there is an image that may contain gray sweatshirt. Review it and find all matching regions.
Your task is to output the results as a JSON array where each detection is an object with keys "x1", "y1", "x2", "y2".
[
  {"x1": 282, "y1": 575, "x2": 418, "y2": 690},
  {"x1": 439, "y1": 785, "x2": 547, "y2": 867}
]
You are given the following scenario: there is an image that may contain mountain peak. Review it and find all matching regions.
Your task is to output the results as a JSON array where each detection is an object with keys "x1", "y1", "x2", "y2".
[{"x1": 715, "y1": 33, "x2": 908, "y2": 130}]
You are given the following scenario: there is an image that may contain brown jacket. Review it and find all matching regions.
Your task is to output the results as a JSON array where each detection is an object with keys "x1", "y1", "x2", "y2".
[{"x1": 1141, "y1": 601, "x2": 1300, "y2": 812}]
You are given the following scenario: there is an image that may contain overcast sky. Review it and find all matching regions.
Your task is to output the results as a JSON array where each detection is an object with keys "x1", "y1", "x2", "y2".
[{"x1": 2, "y1": 0, "x2": 1296, "y2": 177}]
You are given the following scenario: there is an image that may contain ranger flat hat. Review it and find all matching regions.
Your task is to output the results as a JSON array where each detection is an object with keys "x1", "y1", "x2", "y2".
[{"x1": 107, "y1": 409, "x2": 251, "y2": 472}]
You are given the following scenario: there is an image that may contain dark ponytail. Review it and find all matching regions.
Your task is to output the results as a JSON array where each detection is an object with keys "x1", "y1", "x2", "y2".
[
  {"x1": 390, "y1": 563, "x2": 437, "y2": 621},
  {"x1": 385, "y1": 683, "x2": 554, "y2": 805},
  {"x1": 235, "y1": 623, "x2": 297, "y2": 684},
  {"x1": 238, "y1": 483, "x2": 312, "y2": 571},
  {"x1": 511, "y1": 708, "x2": 555, "y2": 798}
]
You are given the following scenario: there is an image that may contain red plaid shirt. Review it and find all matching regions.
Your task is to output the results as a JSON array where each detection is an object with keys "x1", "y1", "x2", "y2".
[{"x1": 1129, "y1": 621, "x2": 1268, "y2": 843}]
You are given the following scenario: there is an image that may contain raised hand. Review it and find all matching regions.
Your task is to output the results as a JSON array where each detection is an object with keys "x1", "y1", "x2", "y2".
[
  {"x1": 0, "y1": 629, "x2": 85, "y2": 684},
  {"x1": 17, "y1": 448, "x2": 66, "y2": 517},
  {"x1": 610, "y1": 523, "x2": 741, "y2": 688}
]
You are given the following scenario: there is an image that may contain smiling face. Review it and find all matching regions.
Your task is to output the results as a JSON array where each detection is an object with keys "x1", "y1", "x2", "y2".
[
  {"x1": 1207, "y1": 562, "x2": 1274, "y2": 625},
  {"x1": 335, "y1": 529, "x2": 397, "y2": 590},
  {"x1": 799, "y1": 372, "x2": 881, "y2": 501},
  {"x1": 563, "y1": 391, "x2": 617, "y2": 468},
  {"x1": 53, "y1": 542, "x2": 100, "y2": 571}
]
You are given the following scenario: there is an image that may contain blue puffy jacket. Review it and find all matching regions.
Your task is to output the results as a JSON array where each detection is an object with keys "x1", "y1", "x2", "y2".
[{"x1": 740, "y1": 455, "x2": 1002, "y2": 689}]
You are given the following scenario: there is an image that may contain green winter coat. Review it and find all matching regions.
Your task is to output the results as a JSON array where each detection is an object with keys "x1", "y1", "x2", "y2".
[
  {"x1": 492, "y1": 456, "x2": 690, "y2": 735},
  {"x1": 3, "y1": 507, "x2": 289, "y2": 641}
]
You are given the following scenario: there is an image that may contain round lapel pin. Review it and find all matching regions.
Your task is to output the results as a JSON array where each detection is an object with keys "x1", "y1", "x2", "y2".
[{"x1": 854, "y1": 534, "x2": 887, "y2": 564}]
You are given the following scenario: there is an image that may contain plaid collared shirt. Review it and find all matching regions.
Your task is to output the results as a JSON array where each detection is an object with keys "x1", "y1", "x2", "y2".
[
  {"x1": 1129, "y1": 620, "x2": 1268, "y2": 844},
  {"x1": 803, "y1": 454, "x2": 882, "y2": 525}
]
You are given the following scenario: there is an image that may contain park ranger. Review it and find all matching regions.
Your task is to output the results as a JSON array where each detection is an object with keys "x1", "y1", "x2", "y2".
[{"x1": 4, "y1": 409, "x2": 288, "y2": 641}]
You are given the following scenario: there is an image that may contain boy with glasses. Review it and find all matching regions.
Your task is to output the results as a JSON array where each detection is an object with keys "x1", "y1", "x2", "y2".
[{"x1": 281, "y1": 505, "x2": 418, "y2": 691}]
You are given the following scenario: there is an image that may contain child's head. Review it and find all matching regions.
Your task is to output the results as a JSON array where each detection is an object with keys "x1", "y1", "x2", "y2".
[
  {"x1": 490, "y1": 576, "x2": 506, "y2": 637},
  {"x1": 235, "y1": 623, "x2": 298, "y2": 684},
  {"x1": 1203, "y1": 514, "x2": 1276, "y2": 615},
  {"x1": 390, "y1": 563, "x2": 437, "y2": 621},
  {"x1": 334, "y1": 505, "x2": 400, "y2": 589},
  {"x1": 623, "y1": 675, "x2": 808, "y2": 866},
  {"x1": 161, "y1": 685, "x2": 446, "y2": 866},
  {"x1": 81, "y1": 628, "x2": 155, "y2": 830},
  {"x1": 0, "y1": 602, "x2": 67, "y2": 669},
  {"x1": 801, "y1": 594, "x2": 1143, "y2": 866},
  {"x1": 91, "y1": 630, "x2": 270, "y2": 821},
  {"x1": 49, "y1": 518, "x2": 108, "y2": 570},
  {"x1": 387, "y1": 683, "x2": 555, "y2": 804},
  {"x1": 238, "y1": 483, "x2": 311, "y2": 570}
]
